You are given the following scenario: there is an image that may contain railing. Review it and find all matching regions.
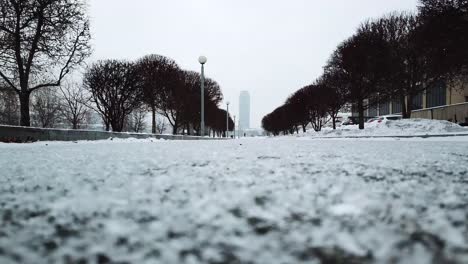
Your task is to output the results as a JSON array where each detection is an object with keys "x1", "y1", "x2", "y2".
[
  {"x1": 411, "y1": 102, "x2": 468, "y2": 123},
  {"x1": 0, "y1": 125, "x2": 226, "y2": 143}
]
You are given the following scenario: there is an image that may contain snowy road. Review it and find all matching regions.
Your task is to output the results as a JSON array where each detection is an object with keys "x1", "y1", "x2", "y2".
[{"x1": 1, "y1": 138, "x2": 468, "y2": 264}]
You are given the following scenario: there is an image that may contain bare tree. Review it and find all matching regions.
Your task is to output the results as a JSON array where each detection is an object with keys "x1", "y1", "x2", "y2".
[
  {"x1": 156, "y1": 70, "x2": 189, "y2": 135},
  {"x1": 59, "y1": 83, "x2": 91, "y2": 129},
  {"x1": 31, "y1": 87, "x2": 61, "y2": 128},
  {"x1": 155, "y1": 117, "x2": 168, "y2": 134},
  {"x1": 136, "y1": 54, "x2": 181, "y2": 134},
  {"x1": 181, "y1": 75, "x2": 223, "y2": 135},
  {"x1": 157, "y1": 70, "x2": 224, "y2": 135},
  {"x1": 317, "y1": 74, "x2": 348, "y2": 129},
  {"x1": 284, "y1": 88, "x2": 309, "y2": 133},
  {"x1": 125, "y1": 106, "x2": 148, "y2": 133},
  {"x1": 0, "y1": 87, "x2": 19, "y2": 125},
  {"x1": 372, "y1": 13, "x2": 432, "y2": 119},
  {"x1": 325, "y1": 22, "x2": 392, "y2": 129},
  {"x1": 418, "y1": 0, "x2": 468, "y2": 82},
  {"x1": 84, "y1": 60, "x2": 144, "y2": 132},
  {"x1": 146, "y1": 115, "x2": 169, "y2": 134},
  {"x1": 0, "y1": 0, "x2": 91, "y2": 126},
  {"x1": 304, "y1": 85, "x2": 330, "y2": 132}
]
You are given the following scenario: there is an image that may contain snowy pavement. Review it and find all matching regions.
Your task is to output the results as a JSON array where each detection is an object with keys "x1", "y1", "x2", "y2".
[
  {"x1": 299, "y1": 119, "x2": 468, "y2": 138},
  {"x1": 1, "y1": 138, "x2": 468, "y2": 264}
]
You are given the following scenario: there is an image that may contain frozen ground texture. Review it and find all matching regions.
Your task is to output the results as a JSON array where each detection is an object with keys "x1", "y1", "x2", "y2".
[
  {"x1": 1, "y1": 137, "x2": 468, "y2": 264},
  {"x1": 302, "y1": 119, "x2": 468, "y2": 137}
]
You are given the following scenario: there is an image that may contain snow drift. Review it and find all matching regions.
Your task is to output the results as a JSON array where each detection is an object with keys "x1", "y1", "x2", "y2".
[{"x1": 304, "y1": 119, "x2": 468, "y2": 137}]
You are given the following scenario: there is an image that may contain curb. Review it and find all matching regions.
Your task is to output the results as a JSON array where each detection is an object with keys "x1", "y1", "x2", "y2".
[
  {"x1": 0, "y1": 125, "x2": 228, "y2": 142},
  {"x1": 306, "y1": 133, "x2": 468, "y2": 139}
]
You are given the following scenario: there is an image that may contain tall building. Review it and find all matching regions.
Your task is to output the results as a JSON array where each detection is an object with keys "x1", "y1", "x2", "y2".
[{"x1": 239, "y1": 91, "x2": 251, "y2": 131}]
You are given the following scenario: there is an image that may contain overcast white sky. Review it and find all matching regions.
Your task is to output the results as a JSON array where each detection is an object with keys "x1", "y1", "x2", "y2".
[{"x1": 87, "y1": 0, "x2": 418, "y2": 128}]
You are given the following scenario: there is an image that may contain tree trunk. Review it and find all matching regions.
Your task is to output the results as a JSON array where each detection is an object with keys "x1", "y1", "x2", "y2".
[
  {"x1": 358, "y1": 99, "x2": 365, "y2": 130},
  {"x1": 151, "y1": 106, "x2": 156, "y2": 134},
  {"x1": 401, "y1": 94, "x2": 409, "y2": 119},
  {"x1": 112, "y1": 120, "x2": 122, "y2": 132},
  {"x1": 406, "y1": 94, "x2": 413, "y2": 119},
  {"x1": 172, "y1": 122, "x2": 178, "y2": 135},
  {"x1": 19, "y1": 91, "x2": 31, "y2": 127},
  {"x1": 332, "y1": 116, "x2": 337, "y2": 130},
  {"x1": 302, "y1": 124, "x2": 306, "y2": 132}
]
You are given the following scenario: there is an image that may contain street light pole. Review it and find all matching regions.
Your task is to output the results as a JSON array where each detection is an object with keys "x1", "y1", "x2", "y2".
[
  {"x1": 198, "y1": 56, "x2": 207, "y2": 136},
  {"x1": 226, "y1": 101, "x2": 230, "y2": 138}
]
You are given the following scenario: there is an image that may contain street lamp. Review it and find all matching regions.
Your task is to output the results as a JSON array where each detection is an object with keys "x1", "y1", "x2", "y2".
[
  {"x1": 198, "y1": 56, "x2": 207, "y2": 136},
  {"x1": 226, "y1": 101, "x2": 230, "y2": 138}
]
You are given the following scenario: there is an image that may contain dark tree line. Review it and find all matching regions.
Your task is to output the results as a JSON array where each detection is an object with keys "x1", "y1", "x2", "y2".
[
  {"x1": 263, "y1": 0, "x2": 468, "y2": 133},
  {"x1": 0, "y1": 1, "x2": 233, "y2": 135},
  {"x1": 84, "y1": 56, "x2": 233, "y2": 135},
  {"x1": 262, "y1": 78, "x2": 346, "y2": 135}
]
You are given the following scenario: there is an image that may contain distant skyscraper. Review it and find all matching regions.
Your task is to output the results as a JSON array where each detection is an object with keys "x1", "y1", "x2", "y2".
[{"x1": 239, "y1": 91, "x2": 250, "y2": 131}]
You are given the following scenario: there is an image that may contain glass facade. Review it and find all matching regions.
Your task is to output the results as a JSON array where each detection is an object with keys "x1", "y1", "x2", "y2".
[
  {"x1": 411, "y1": 92, "x2": 423, "y2": 110},
  {"x1": 351, "y1": 104, "x2": 358, "y2": 116},
  {"x1": 368, "y1": 105, "x2": 378, "y2": 117},
  {"x1": 426, "y1": 81, "x2": 446, "y2": 108},
  {"x1": 392, "y1": 100, "x2": 402, "y2": 114},
  {"x1": 379, "y1": 102, "x2": 390, "y2": 116}
]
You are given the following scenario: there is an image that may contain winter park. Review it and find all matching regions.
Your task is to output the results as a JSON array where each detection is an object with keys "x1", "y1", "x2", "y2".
[{"x1": 1, "y1": 1, "x2": 468, "y2": 264}]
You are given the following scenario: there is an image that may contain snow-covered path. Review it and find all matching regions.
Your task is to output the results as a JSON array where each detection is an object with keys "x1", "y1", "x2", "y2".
[{"x1": 1, "y1": 138, "x2": 468, "y2": 264}]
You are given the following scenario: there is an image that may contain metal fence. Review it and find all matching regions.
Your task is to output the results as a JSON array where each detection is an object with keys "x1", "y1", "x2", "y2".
[
  {"x1": 411, "y1": 102, "x2": 468, "y2": 124},
  {"x1": 0, "y1": 125, "x2": 225, "y2": 142}
]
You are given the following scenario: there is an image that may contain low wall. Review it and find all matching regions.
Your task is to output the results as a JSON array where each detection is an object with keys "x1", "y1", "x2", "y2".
[
  {"x1": 0, "y1": 125, "x2": 225, "y2": 142},
  {"x1": 411, "y1": 103, "x2": 468, "y2": 124}
]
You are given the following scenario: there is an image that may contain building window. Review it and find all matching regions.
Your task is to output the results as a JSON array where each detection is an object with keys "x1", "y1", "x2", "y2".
[
  {"x1": 379, "y1": 102, "x2": 390, "y2": 116},
  {"x1": 411, "y1": 92, "x2": 423, "y2": 110},
  {"x1": 426, "y1": 81, "x2": 446, "y2": 108},
  {"x1": 392, "y1": 100, "x2": 402, "y2": 114},
  {"x1": 465, "y1": 96, "x2": 468, "y2": 102},
  {"x1": 351, "y1": 104, "x2": 359, "y2": 116},
  {"x1": 368, "y1": 105, "x2": 378, "y2": 117}
]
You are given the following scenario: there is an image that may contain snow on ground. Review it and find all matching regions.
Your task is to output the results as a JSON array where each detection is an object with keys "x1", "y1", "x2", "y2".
[
  {"x1": 1, "y1": 137, "x2": 468, "y2": 264},
  {"x1": 300, "y1": 119, "x2": 468, "y2": 138}
]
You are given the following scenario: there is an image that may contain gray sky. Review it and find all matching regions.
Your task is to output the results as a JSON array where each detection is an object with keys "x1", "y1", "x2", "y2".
[{"x1": 88, "y1": 0, "x2": 418, "y2": 128}]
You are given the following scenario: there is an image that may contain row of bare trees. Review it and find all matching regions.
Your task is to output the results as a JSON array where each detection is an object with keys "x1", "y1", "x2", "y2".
[
  {"x1": 0, "y1": 53, "x2": 234, "y2": 135},
  {"x1": 0, "y1": 84, "x2": 92, "y2": 129},
  {"x1": 0, "y1": 54, "x2": 233, "y2": 135},
  {"x1": 0, "y1": 0, "x2": 233, "y2": 135},
  {"x1": 83, "y1": 56, "x2": 234, "y2": 135},
  {"x1": 262, "y1": 0, "x2": 468, "y2": 134},
  {"x1": 262, "y1": 75, "x2": 347, "y2": 135}
]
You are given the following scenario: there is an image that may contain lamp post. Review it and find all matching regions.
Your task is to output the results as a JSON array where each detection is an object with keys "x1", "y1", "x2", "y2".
[
  {"x1": 198, "y1": 56, "x2": 207, "y2": 136},
  {"x1": 226, "y1": 101, "x2": 230, "y2": 138}
]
